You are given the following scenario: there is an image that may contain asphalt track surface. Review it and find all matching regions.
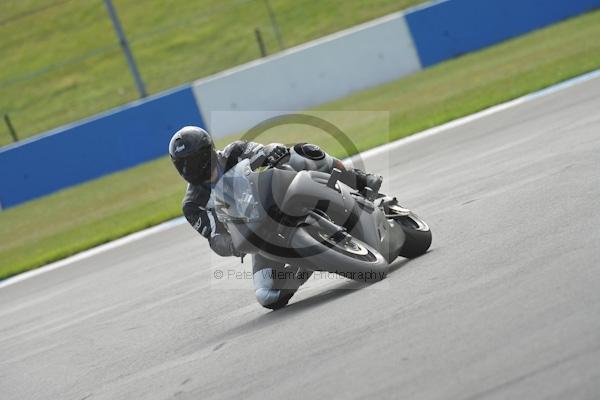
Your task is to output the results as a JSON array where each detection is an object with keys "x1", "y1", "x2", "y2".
[{"x1": 2, "y1": 76, "x2": 600, "y2": 400}]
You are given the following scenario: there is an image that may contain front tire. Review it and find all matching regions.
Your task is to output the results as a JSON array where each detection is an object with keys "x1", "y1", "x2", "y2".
[{"x1": 290, "y1": 226, "x2": 388, "y2": 282}]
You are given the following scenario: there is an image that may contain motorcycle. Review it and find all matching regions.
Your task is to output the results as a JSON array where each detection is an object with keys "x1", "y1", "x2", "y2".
[{"x1": 210, "y1": 153, "x2": 432, "y2": 282}]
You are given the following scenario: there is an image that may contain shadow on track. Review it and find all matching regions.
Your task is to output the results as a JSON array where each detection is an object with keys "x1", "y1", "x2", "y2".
[{"x1": 221, "y1": 258, "x2": 411, "y2": 339}]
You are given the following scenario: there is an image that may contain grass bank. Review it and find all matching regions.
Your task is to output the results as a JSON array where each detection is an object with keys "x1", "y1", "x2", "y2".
[
  {"x1": 0, "y1": 0, "x2": 425, "y2": 147},
  {"x1": 1, "y1": 9, "x2": 600, "y2": 280}
]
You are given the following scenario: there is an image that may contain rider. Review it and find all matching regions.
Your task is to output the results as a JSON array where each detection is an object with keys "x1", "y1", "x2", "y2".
[{"x1": 169, "y1": 126, "x2": 382, "y2": 310}]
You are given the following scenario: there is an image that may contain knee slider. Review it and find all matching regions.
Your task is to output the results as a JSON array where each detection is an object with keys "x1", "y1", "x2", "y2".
[{"x1": 255, "y1": 288, "x2": 282, "y2": 307}]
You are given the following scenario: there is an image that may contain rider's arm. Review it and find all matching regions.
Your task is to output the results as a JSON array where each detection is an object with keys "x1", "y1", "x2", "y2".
[
  {"x1": 222, "y1": 140, "x2": 265, "y2": 170},
  {"x1": 223, "y1": 140, "x2": 293, "y2": 169},
  {"x1": 183, "y1": 203, "x2": 240, "y2": 257}
]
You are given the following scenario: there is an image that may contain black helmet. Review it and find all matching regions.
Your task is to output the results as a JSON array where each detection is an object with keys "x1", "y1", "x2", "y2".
[{"x1": 169, "y1": 126, "x2": 217, "y2": 185}]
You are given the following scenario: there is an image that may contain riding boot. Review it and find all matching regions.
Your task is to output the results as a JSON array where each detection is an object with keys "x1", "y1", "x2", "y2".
[{"x1": 339, "y1": 168, "x2": 383, "y2": 197}]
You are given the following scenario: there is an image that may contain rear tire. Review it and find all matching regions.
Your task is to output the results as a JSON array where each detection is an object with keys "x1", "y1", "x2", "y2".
[
  {"x1": 385, "y1": 203, "x2": 432, "y2": 259},
  {"x1": 398, "y1": 221, "x2": 432, "y2": 258}
]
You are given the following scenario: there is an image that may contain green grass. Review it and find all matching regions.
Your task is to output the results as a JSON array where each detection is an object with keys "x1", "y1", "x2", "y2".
[
  {"x1": 1, "y1": 9, "x2": 600, "y2": 280},
  {"x1": 0, "y1": 0, "x2": 426, "y2": 147}
]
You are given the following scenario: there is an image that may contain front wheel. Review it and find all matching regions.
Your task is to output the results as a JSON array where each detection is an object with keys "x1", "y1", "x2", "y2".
[{"x1": 290, "y1": 226, "x2": 389, "y2": 282}]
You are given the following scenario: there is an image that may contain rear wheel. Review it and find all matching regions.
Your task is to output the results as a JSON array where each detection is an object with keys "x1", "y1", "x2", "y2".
[{"x1": 386, "y1": 203, "x2": 432, "y2": 259}]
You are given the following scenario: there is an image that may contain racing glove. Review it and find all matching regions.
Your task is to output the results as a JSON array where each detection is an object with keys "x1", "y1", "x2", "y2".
[
  {"x1": 266, "y1": 144, "x2": 290, "y2": 167},
  {"x1": 209, "y1": 233, "x2": 245, "y2": 258}
]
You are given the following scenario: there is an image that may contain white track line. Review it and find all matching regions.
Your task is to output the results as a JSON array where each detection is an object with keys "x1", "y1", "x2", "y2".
[
  {"x1": 0, "y1": 218, "x2": 185, "y2": 288},
  {"x1": 354, "y1": 68, "x2": 600, "y2": 162},
  {"x1": 2, "y1": 68, "x2": 599, "y2": 289}
]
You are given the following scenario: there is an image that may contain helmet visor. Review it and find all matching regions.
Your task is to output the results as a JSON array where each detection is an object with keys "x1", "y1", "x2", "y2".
[{"x1": 173, "y1": 147, "x2": 215, "y2": 185}]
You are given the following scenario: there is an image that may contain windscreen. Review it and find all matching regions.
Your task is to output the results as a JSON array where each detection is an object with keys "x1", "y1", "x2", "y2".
[{"x1": 210, "y1": 159, "x2": 260, "y2": 223}]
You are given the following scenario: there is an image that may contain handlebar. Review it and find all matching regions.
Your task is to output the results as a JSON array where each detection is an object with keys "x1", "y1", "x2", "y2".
[{"x1": 249, "y1": 148, "x2": 291, "y2": 170}]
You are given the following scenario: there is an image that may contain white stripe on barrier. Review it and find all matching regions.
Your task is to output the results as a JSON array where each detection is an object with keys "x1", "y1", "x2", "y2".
[{"x1": 192, "y1": 12, "x2": 421, "y2": 137}]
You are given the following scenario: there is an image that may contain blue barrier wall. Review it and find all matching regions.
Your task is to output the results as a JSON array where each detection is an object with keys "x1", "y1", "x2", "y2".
[
  {"x1": 406, "y1": 0, "x2": 600, "y2": 67},
  {"x1": 0, "y1": 86, "x2": 203, "y2": 208}
]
